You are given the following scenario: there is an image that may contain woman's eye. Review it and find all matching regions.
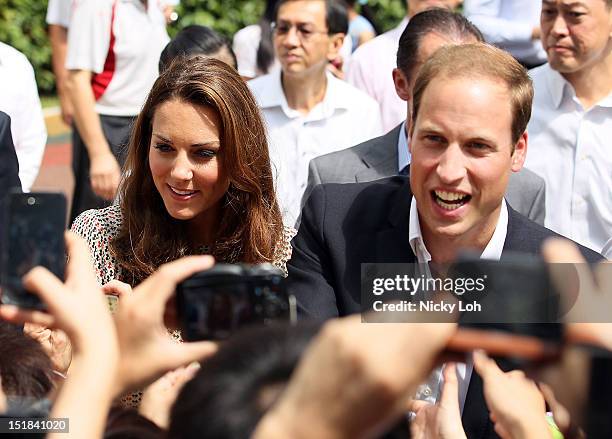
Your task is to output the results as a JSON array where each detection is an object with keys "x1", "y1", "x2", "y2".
[
  {"x1": 153, "y1": 143, "x2": 173, "y2": 152},
  {"x1": 195, "y1": 149, "x2": 216, "y2": 158}
]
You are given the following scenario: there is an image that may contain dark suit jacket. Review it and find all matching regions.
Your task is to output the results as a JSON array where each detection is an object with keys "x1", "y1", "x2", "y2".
[
  {"x1": 0, "y1": 112, "x2": 22, "y2": 242},
  {"x1": 0, "y1": 112, "x2": 21, "y2": 192},
  {"x1": 303, "y1": 125, "x2": 548, "y2": 225},
  {"x1": 288, "y1": 176, "x2": 602, "y2": 439}
]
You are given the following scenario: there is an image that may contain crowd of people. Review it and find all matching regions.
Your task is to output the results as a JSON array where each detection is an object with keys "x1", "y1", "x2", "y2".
[{"x1": 0, "y1": 0, "x2": 612, "y2": 438}]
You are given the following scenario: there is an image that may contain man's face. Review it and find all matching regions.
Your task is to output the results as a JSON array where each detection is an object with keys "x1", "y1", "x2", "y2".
[
  {"x1": 406, "y1": 0, "x2": 462, "y2": 17},
  {"x1": 409, "y1": 75, "x2": 527, "y2": 246},
  {"x1": 274, "y1": 0, "x2": 343, "y2": 76},
  {"x1": 541, "y1": 0, "x2": 612, "y2": 74}
]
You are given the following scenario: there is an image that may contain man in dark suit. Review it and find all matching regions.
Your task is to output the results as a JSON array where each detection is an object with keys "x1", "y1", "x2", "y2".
[
  {"x1": 303, "y1": 9, "x2": 546, "y2": 225},
  {"x1": 288, "y1": 43, "x2": 602, "y2": 439},
  {"x1": 0, "y1": 111, "x2": 22, "y2": 242},
  {"x1": 0, "y1": 111, "x2": 22, "y2": 197}
]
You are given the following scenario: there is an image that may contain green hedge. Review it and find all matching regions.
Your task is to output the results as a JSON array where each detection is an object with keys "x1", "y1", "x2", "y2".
[{"x1": 0, "y1": 0, "x2": 405, "y2": 95}]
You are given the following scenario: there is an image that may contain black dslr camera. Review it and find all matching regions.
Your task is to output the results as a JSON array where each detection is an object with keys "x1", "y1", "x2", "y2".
[{"x1": 176, "y1": 263, "x2": 296, "y2": 341}]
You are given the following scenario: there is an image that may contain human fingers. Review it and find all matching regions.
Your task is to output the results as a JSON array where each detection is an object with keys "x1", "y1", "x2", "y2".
[
  {"x1": 0, "y1": 304, "x2": 55, "y2": 328},
  {"x1": 440, "y1": 363, "x2": 460, "y2": 408},
  {"x1": 164, "y1": 341, "x2": 218, "y2": 371},
  {"x1": 473, "y1": 350, "x2": 505, "y2": 384},
  {"x1": 406, "y1": 399, "x2": 431, "y2": 413},
  {"x1": 134, "y1": 256, "x2": 214, "y2": 306},
  {"x1": 64, "y1": 232, "x2": 98, "y2": 288},
  {"x1": 22, "y1": 266, "x2": 71, "y2": 315},
  {"x1": 102, "y1": 280, "x2": 132, "y2": 298}
]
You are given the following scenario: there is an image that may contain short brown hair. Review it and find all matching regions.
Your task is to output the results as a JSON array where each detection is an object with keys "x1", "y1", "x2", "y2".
[
  {"x1": 411, "y1": 43, "x2": 533, "y2": 146},
  {"x1": 112, "y1": 57, "x2": 283, "y2": 284}
]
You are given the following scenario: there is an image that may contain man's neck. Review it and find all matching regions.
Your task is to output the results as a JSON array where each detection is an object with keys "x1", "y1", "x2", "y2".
[
  {"x1": 420, "y1": 205, "x2": 502, "y2": 264},
  {"x1": 281, "y1": 70, "x2": 328, "y2": 115},
  {"x1": 562, "y1": 54, "x2": 612, "y2": 110}
]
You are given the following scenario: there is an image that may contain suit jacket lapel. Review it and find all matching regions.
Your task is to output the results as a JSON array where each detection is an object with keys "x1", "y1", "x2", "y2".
[
  {"x1": 373, "y1": 177, "x2": 415, "y2": 262},
  {"x1": 356, "y1": 124, "x2": 403, "y2": 183}
]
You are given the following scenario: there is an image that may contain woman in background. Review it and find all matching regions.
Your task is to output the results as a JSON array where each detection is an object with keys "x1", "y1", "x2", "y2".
[
  {"x1": 159, "y1": 25, "x2": 237, "y2": 72},
  {"x1": 344, "y1": 0, "x2": 378, "y2": 51}
]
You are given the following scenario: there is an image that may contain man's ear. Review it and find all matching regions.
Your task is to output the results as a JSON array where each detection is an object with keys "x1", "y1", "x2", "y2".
[
  {"x1": 392, "y1": 68, "x2": 412, "y2": 102},
  {"x1": 511, "y1": 131, "x2": 528, "y2": 172},
  {"x1": 327, "y1": 33, "x2": 345, "y2": 61}
]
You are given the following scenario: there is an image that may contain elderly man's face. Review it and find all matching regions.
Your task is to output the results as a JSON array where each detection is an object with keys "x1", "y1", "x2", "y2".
[
  {"x1": 409, "y1": 75, "x2": 526, "y2": 246},
  {"x1": 541, "y1": 0, "x2": 612, "y2": 75},
  {"x1": 406, "y1": 0, "x2": 462, "y2": 17}
]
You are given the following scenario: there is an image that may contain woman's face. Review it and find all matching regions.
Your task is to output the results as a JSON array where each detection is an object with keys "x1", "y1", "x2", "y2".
[{"x1": 149, "y1": 99, "x2": 230, "y2": 227}]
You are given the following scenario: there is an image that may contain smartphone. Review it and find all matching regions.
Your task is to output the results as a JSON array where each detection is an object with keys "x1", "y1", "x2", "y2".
[
  {"x1": 444, "y1": 252, "x2": 564, "y2": 362},
  {"x1": 0, "y1": 191, "x2": 67, "y2": 309}
]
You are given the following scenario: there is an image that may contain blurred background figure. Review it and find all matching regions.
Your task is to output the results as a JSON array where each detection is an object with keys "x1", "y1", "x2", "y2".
[
  {"x1": 0, "y1": 41, "x2": 47, "y2": 193},
  {"x1": 344, "y1": 0, "x2": 378, "y2": 51},
  {"x1": 66, "y1": 0, "x2": 170, "y2": 224},
  {"x1": 233, "y1": 0, "x2": 281, "y2": 79},
  {"x1": 46, "y1": 0, "x2": 73, "y2": 127},
  {"x1": 159, "y1": 25, "x2": 237, "y2": 73},
  {"x1": 464, "y1": 0, "x2": 546, "y2": 69},
  {"x1": 233, "y1": 0, "x2": 353, "y2": 80},
  {"x1": 347, "y1": 0, "x2": 463, "y2": 131}
]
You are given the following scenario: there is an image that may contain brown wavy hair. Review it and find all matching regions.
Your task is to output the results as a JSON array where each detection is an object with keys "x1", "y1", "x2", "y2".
[{"x1": 111, "y1": 57, "x2": 283, "y2": 284}]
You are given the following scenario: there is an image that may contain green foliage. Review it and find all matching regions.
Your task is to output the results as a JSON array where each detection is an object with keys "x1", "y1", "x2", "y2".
[
  {"x1": 0, "y1": 0, "x2": 406, "y2": 95},
  {"x1": 0, "y1": 0, "x2": 54, "y2": 94}
]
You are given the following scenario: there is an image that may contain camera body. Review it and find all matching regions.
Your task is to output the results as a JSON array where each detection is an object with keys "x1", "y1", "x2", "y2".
[{"x1": 176, "y1": 263, "x2": 295, "y2": 341}]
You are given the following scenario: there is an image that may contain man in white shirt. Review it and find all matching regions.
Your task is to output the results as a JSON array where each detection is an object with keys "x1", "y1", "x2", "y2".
[
  {"x1": 525, "y1": 0, "x2": 612, "y2": 254},
  {"x1": 249, "y1": 0, "x2": 382, "y2": 227},
  {"x1": 463, "y1": 0, "x2": 546, "y2": 68},
  {"x1": 0, "y1": 42, "x2": 47, "y2": 192},
  {"x1": 346, "y1": 0, "x2": 462, "y2": 131}
]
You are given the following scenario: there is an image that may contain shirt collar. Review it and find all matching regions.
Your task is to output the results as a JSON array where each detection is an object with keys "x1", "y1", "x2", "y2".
[
  {"x1": 257, "y1": 69, "x2": 350, "y2": 118},
  {"x1": 544, "y1": 64, "x2": 570, "y2": 109},
  {"x1": 544, "y1": 63, "x2": 612, "y2": 109},
  {"x1": 408, "y1": 198, "x2": 508, "y2": 263},
  {"x1": 397, "y1": 120, "x2": 411, "y2": 173}
]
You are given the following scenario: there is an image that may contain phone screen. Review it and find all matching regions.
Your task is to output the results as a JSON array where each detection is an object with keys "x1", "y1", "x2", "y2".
[{"x1": 1, "y1": 192, "x2": 67, "y2": 309}]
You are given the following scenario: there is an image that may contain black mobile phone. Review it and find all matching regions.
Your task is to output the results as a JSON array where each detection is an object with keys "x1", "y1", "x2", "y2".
[
  {"x1": 176, "y1": 263, "x2": 296, "y2": 341},
  {"x1": 0, "y1": 191, "x2": 67, "y2": 310},
  {"x1": 444, "y1": 252, "x2": 564, "y2": 362}
]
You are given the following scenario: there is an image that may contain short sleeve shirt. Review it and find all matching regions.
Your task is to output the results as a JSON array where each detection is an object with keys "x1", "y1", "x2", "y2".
[
  {"x1": 46, "y1": 0, "x2": 72, "y2": 27},
  {"x1": 66, "y1": 0, "x2": 169, "y2": 116}
]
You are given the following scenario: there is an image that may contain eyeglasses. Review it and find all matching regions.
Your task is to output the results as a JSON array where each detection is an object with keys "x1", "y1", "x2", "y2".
[{"x1": 271, "y1": 21, "x2": 329, "y2": 41}]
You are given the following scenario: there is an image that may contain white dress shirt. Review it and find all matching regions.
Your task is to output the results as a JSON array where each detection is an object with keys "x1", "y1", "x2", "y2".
[
  {"x1": 346, "y1": 17, "x2": 409, "y2": 132},
  {"x1": 463, "y1": 0, "x2": 546, "y2": 66},
  {"x1": 0, "y1": 42, "x2": 47, "y2": 192},
  {"x1": 408, "y1": 196, "x2": 509, "y2": 413},
  {"x1": 249, "y1": 70, "x2": 383, "y2": 227},
  {"x1": 526, "y1": 64, "x2": 612, "y2": 254}
]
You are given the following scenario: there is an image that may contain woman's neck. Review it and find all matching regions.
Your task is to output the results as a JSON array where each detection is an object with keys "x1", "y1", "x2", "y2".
[{"x1": 186, "y1": 205, "x2": 222, "y2": 249}]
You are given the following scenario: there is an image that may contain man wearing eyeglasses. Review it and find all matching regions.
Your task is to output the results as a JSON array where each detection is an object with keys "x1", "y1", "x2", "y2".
[{"x1": 248, "y1": 0, "x2": 383, "y2": 228}]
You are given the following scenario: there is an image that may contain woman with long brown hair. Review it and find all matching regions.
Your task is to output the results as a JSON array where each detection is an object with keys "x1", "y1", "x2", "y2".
[{"x1": 72, "y1": 56, "x2": 292, "y2": 289}]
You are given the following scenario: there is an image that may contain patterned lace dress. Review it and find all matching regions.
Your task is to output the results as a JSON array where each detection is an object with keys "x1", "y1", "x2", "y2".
[{"x1": 71, "y1": 203, "x2": 296, "y2": 406}]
